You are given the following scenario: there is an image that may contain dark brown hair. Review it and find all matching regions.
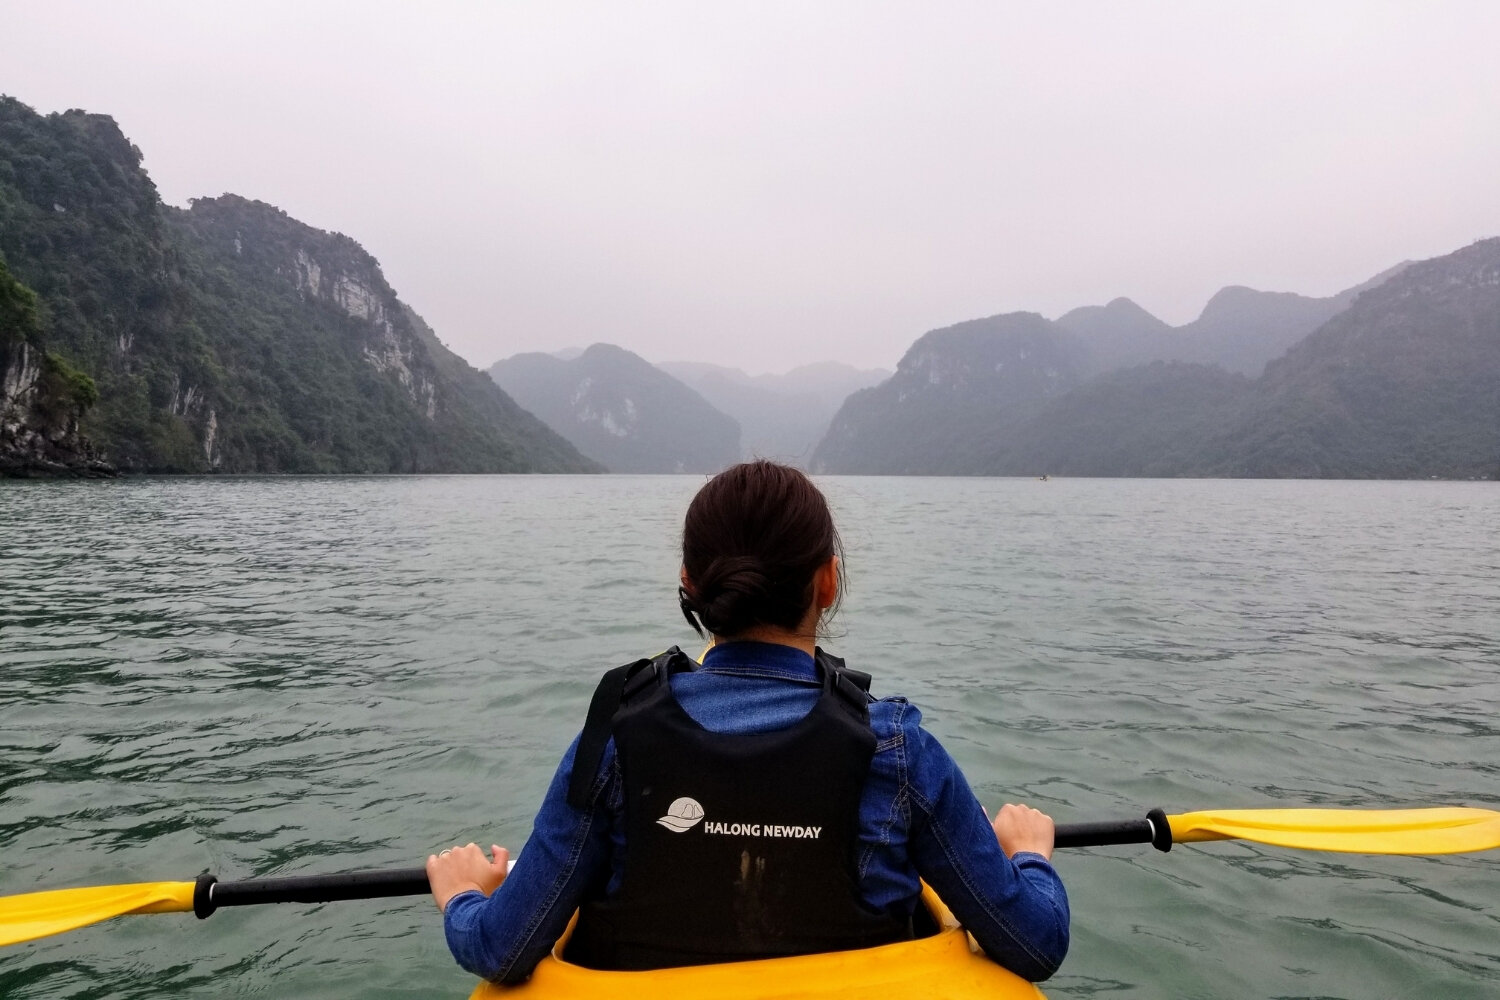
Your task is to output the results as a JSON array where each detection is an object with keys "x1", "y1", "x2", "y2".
[{"x1": 678, "y1": 460, "x2": 842, "y2": 638}]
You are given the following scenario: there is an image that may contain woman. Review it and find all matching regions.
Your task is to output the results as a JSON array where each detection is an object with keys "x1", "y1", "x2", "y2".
[{"x1": 427, "y1": 460, "x2": 1068, "y2": 983}]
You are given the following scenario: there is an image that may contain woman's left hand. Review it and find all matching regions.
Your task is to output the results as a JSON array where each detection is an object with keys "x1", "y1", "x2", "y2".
[
  {"x1": 991, "y1": 803, "x2": 1055, "y2": 861},
  {"x1": 427, "y1": 842, "x2": 510, "y2": 912}
]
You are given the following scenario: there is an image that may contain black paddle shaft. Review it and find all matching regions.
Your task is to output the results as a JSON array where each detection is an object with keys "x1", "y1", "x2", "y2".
[
  {"x1": 193, "y1": 868, "x2": 430, "y2": 918},
  {"x1": 190, "y1": 807, "x2": 1173, "y2": 918},
  {"x1": 1054, "y1": 808, "x2": 1173, "y2": 852}
]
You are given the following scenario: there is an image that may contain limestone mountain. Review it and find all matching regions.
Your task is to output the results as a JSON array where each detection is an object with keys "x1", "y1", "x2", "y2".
[
  {"x1": 0, "y1": 95, "x2": 597, "y2": 474},
  {"x1": 1055, "y1": 273, "x2": 1411, "y2": 379},
  {"x1": 811, "y1": 313, "x2": 1084, "y2": 474},
  {"x1": 489, "y1": 344, "x2": 739, "y2": 473},
  {"x1": 1054, "y1": 297, "x2": 1176, "y2": 377},
  {"x1": 1197, "y1": 239, "x2": 1500, "y2": 478},
  {"x1": 1168, "y1": 285, "x2": 1357, "y2": 376},
  {"x1": 658, "y1": 360, "x2": 888, "y2": 465},
  {"x1": 814, "y1": 242, "x2": 1495, "y2": 478}
]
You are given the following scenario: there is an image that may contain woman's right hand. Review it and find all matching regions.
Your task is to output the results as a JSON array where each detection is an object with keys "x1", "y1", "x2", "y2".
[
  {"x1": 991, "y1": 802, "x2": 1055, "y2": 861},
  {"x1": 426, "y1": 842, "x2": 510, "y2": 912}
]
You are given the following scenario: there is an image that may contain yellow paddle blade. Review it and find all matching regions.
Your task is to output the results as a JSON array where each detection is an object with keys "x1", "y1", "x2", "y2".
[
  {"x1": 1169, "y1": 807, "x2": 1500, "y2": 855},
  {"x1": 0, "y1": 880, "x2": 196, "y2": 947}
]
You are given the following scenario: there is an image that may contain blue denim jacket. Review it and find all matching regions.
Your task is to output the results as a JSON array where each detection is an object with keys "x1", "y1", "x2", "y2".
[{"x1": 443, "y1": 642, "x2": 1070, "y2": 983}]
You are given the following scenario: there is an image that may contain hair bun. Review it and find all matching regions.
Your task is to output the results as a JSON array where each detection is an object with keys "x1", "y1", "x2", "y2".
[
  {"x1": 679, "y1": 460, "x2": 842, "y2": 639},
  {"x1": 691, "y1": 556, "x2": 776, "y2": 636}
]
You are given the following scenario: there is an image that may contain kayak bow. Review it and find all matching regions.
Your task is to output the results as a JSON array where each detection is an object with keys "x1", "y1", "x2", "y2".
[{"x1": 468, "y1": 883, "x2": 1046, "y2": 1000}]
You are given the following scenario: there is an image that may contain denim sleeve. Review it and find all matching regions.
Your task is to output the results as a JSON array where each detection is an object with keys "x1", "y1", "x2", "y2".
[
  {"x1": 904, "y1": 723, "x2": 1070, "y2": 982},
  {"x1": 441, "y1": 734, "x2": 616, "y2": 985}
]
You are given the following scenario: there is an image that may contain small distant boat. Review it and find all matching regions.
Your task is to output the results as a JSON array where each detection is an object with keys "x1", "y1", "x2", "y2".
[{"x1": 1038, "y1": 475, "x2": 1049, "y2": 482}]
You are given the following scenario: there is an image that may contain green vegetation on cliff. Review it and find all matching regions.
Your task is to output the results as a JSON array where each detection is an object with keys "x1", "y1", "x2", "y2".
[
  {"x1": 1, "y1": 256, "x2": 104, "y2": 473},
  {"x1": 0, "y1": 257, "x2": 41, "y2": 348},
  {"x1": 0, "y1": 95, "x2": 596, "y2": 474}
]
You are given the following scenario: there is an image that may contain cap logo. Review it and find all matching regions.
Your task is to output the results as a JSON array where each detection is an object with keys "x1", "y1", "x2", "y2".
[{"x1": 657, "y1": 796, "x2": 705, "y2": 832}]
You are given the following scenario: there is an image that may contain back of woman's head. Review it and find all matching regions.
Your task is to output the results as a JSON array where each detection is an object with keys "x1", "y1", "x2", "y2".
[{"x1": 679, "y1": 460, "x2": 842, "y2": 638}]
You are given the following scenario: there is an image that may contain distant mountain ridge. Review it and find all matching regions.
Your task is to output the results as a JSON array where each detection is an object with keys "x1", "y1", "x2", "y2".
[
  {"x1": 1057, "y1": 263, "x2": 1411, "y2": 378},
  {"x1": 0, "y1": 96, "x2": 597, "y2": 474},
  {"x1": 658, "y1": 360, "x2": 888, "y2": 465},
  {"x1": 1054, "y1": 297, "x2": 1175, "y2": 377},
  {"x1": 489, "y1": 344, "x2": 740, "y2": 473},
  {"x1": 814, "y1": 242, "x2": 1497, "y2": 479}
]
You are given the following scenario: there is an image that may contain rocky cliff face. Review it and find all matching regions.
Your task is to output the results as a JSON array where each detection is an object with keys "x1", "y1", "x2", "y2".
[
  {"x1": 0, "y1": 257, "x2": 110, "y2": 477},
  {"x1": 159, "y1": 194, "x2": 596, "y2": 473},
  {"x1": 285, "y1": 246, "x2": 435, "y2": 418},
  {"x1": 0, "y1": 342, "x2": 101, "y2": 475},
  {"x1": 176, "y1": 194, "x2": 442, "y2": 435}
]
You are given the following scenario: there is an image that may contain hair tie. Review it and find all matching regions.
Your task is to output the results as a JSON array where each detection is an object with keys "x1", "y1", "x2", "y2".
[{"x1": 678, "y1": 585, "x2": 704, "y2": 637}]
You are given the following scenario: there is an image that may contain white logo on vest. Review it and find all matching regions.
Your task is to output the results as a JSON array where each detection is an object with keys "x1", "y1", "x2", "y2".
[
  {"x1": 655, "y1": 796, "x2": 822, "y2": 839},
  {"x1": 657, "y1": 796, "x2": 705, "y2": 832}
]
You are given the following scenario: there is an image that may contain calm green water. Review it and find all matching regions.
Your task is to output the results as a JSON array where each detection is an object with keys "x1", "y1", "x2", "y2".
[{"x1": 1, "y1": 476, "x2": 1496, "y2": 999}]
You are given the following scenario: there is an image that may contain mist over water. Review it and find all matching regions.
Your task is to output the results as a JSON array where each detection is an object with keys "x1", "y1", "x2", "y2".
[{"x1": 1, "y1": 476, "x2": 1496, "y2": 999}]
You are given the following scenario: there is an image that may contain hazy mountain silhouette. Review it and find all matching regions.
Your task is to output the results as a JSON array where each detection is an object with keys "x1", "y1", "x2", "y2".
[
  {"x1": 814, "y1": 246, "x2": 1493, "y2": 479},
  {"x1": 659, "y1": 360, "x2": 888, "y2": 465},
  {"x1": 1199, "y1": 240, "x2": 1500, "y2": 478},
  {"x1": 490, "y1": 344, "x2": 740, "y2": 473},
  {"x1": 1057, "y1": 264, "x2": 1412, "y2": 379},
  {"x1": 811, "y1": 313, "x2": 1085, "y2": 474}
]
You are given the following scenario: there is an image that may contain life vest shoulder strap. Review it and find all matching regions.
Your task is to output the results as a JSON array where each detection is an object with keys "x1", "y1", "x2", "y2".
[
  {"x1": 814, "y1": 648, "x2": 873, "y2": 722},
  {"x1": 568, "y1": 647, "x2": 687, "y2": 810}
]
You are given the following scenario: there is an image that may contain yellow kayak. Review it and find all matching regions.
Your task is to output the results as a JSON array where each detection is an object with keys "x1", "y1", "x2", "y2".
[{"x1": 469, "y1": 883, "x2": 1045, "y2": 1000}]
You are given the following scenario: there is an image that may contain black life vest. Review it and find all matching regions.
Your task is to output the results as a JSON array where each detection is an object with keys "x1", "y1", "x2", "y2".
[{"x1": 564, "y1": 646, "x2": 913, "y2": 971}]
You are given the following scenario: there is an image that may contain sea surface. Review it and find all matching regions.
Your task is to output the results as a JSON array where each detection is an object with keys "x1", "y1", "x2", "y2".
[{"x1": 0, "y1": 475, "x2": 1496, "y2": 1000}]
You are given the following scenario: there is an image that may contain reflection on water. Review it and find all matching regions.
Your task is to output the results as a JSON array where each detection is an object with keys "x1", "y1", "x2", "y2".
[{"x1": 1, "y1": 475, "x2": 1497, "y2": 998}]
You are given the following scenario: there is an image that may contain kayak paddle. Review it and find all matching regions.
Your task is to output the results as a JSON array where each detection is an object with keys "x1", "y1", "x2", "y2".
[
  {"x1": 1055, "y1": 805, "x2": 1500, "y2": 855},
  {"x1": 0, "y1": 867, "x2": 430, "y2": 947},
  {"x1": 3, "y1": 805, "x2": 1496, "y2": 947}
]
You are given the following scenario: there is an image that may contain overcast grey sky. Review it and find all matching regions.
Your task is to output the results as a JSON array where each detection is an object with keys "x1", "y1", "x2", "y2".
[{"x1": 5, "y1": 1, "x2": 1499, "y2": 374}]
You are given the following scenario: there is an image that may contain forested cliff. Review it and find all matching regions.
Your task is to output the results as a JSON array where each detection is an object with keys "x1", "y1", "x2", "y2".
[{"x1": 0, "y1": 96, "x2": 597, "y2": 475}]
